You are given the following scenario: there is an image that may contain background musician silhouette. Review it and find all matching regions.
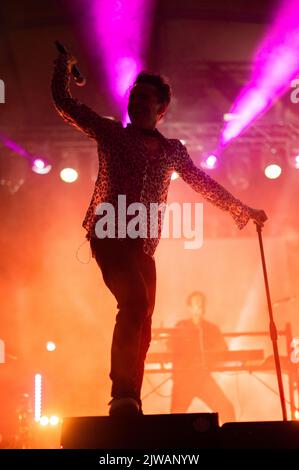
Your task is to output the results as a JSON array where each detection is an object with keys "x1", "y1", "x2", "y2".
[{"x1": 170, "y1": 290, "x2": 235, "y2": 424}]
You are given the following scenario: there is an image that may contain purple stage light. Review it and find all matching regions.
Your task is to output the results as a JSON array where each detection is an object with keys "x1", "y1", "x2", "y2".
[
  {"x1": 222, "y1": 0, "x2": 299, "y2": 146},
  {"x1": 0, "y1": 133, "x2": 52, "y2": 174},
  {"x1": 205, "y1": 154, "x2": 218, "y2": 169},
  {"x1": 31, "y1": 158, "x2": 52, "y2": 175},
  {"x1": 32, "y1": 158, "x2": 46, "y2": 170},
  {"x1": 90, "y1": 0, "x2": 155, "y2": 120},
  {"x1": 0, "y1": 133, "x2": 30, "y2": 157},
  {"x1": 200, "y1": 154, "x2": 218, "y2": 170}
]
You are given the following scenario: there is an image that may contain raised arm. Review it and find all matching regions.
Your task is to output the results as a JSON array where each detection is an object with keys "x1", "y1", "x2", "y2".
[
  {"x1": 51, "y1": 52, "x2": 119, "y2": 140},
  {"x1": 172, "y1": 141, "x2": 267, "y2": 229}
]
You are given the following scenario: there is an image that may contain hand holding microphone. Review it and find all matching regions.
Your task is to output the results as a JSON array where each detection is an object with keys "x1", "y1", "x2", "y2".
[{"x1": 55, "y1": 41, "x2": 86, "y2": 86}]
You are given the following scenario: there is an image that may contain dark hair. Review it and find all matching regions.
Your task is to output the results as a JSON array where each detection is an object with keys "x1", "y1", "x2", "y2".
[
  {"x1": 186, "y1": 291, "x2": 206, "y2": 307},
  {"x1": 132, "y1": 72, "x2": 171, "y2": 106}
]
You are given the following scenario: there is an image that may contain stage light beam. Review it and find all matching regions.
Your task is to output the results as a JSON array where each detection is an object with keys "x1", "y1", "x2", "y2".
[
  {"x1": 221, "y1": 0, "x2": 299, "y2": 146},
  {"x1": 89, "y1": 0, "x2": 155, "y2": 121}
]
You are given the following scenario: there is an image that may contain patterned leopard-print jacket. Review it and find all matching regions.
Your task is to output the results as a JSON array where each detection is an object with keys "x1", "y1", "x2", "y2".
[{"x1": 52, "y1": 53, "x2": 253, "y2": 257}]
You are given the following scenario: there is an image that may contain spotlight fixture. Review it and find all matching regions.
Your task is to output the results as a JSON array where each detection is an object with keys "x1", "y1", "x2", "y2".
[
  {"x1": 200, "y1": 153, "x2": 218, "y2": 170},
  {"x1": 262, "y1": 147, "x2": 282, "y2": 180}
]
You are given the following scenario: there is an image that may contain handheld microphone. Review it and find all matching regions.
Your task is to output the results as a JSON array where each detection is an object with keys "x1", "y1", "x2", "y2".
[{"x1": 55, "y1": 41, "x2": 86, "y2": 87}]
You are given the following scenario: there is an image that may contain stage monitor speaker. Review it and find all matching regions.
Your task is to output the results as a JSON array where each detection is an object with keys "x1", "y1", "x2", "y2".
[
  {"x1": 61, "y1": 413, "x2": 219, "y2": 449},
  {"x1": 221, "y1": 421, "x2": 299, "y2": 449}
]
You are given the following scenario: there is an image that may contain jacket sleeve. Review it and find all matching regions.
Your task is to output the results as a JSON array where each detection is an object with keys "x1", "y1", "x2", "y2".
[
  {"x1": 51, "y1": 53, "x2": 119, "y2": 140},
  {"x1": 172, "y1": 141, "x2": 253, "y2": 229}
]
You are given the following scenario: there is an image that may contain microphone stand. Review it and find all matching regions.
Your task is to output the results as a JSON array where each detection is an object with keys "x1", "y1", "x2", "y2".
[{"x1": 255, "y1": 222, "x2": 287, "y2": 421}]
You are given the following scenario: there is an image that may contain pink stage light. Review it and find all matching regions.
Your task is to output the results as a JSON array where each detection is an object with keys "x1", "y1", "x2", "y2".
[
  {"x1": 0, "y1": 134, "x2": 52, "y2": 174},
  {"x1": 0, "y1": 133, "x2": 29, "y2": 157},
  {"x1": 32, "y1": 158, "x2": 45, "y2": 170},
  {"x1": 205, "y1": 155, "x2": 218, "y2": 169},
  {"x1": 90, "y1": 0, "x2": 155, "y2": 120},
  {"x1": 201, "y1": 154, "x2": 218, "y2": 170},
  {"x1": 222, "y1": 0, "x2": 299, "y2": 146},
  {"x1": 31, "y1": 158, "x2": 52, "y2": 175}
]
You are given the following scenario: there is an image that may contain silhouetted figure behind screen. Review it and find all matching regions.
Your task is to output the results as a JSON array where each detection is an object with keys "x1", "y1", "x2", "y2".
[{"x1": 170, "y1": 291, "x2": 235, "y2": 424}]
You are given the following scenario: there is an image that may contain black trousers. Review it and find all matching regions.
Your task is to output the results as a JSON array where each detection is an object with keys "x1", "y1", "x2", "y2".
[
  {"x1": 171, "y1": 370, "x2": 236, "y2": 424},
  {"x1": 90, "y1": 237, "x2": 156, "y2": 403}
]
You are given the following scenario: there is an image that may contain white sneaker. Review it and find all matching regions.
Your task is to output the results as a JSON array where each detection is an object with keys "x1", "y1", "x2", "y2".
[{"x1": 109, "y1": 397, "x2": 141, "y2": 417}]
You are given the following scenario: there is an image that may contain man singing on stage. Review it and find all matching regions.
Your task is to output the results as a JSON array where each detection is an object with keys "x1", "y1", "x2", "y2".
[{"x1": 52, "y1": 49, "x2": 267, "y2": 417}]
